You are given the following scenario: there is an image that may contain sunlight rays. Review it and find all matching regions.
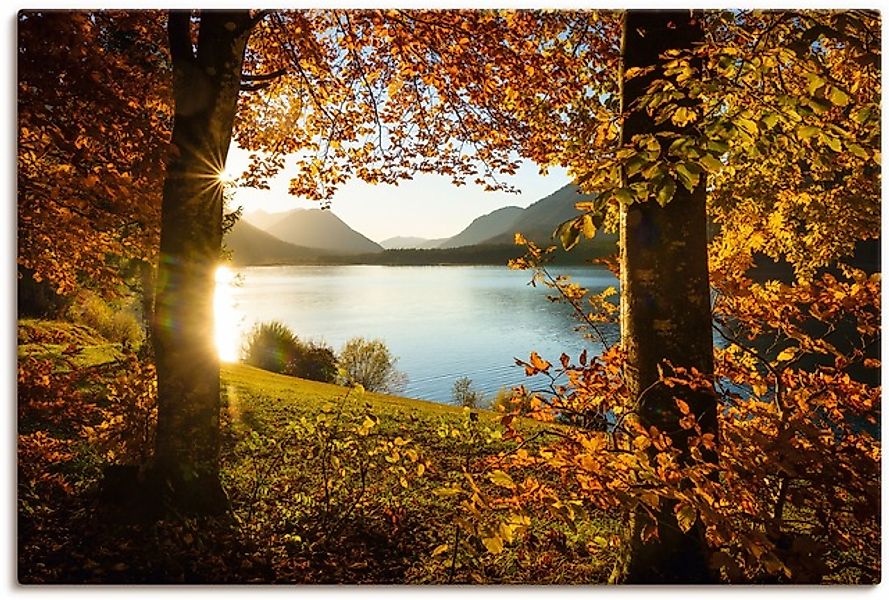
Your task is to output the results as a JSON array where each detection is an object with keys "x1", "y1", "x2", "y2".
[{"x1": 214, "y1": 265, "x2": 243, "y2": 362}]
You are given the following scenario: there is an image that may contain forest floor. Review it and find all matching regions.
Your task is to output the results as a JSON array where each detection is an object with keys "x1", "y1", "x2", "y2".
[{"x1": 18, "y1": 320, "x2": 618, "y2": 584}]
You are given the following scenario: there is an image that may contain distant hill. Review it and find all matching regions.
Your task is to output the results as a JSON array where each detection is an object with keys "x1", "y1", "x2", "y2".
[
  {"x1": 242, "y1": 209, "x2": 290, "y2": 231},
  {"x1": 264, "y1": 208, "x2": 384, "y2": 255},
  {"x1": 225, "y1": 220, "x2": 325, "y2": 265},
  {"x1": 438, "y1": 206, "x2": 524, "y2": 249},
  {"x1": 380, "y1": 236, "x2": 447, "y2": 250},
  {"x1": 481, "y1": 184, "x2": 610, "y2": 245}
]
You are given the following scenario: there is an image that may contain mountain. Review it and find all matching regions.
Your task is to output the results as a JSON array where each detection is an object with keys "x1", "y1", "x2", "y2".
[
  {"x1": 242, "y1": 209, "x2": 289, "y2": 231},
  {"x1": 379, "y1": 236, "x2": 447, "y2": 250},
  {"x1": 438, "y1": 206, "x2": 524, "y2": 249},
  {"x1": 225, "y1": 220, "x2": 325, "y2": 265},
  {"x1": 264, "y1": 208, "x2": 384, "y2": 255},
  {"x1": 481, "y1": 184, "x2": 606, "y2": 245}
]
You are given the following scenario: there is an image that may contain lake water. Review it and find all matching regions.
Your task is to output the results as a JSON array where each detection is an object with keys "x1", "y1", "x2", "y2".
[{"x1": 215, "y1": 264, "x2": 619, "y2": 404}]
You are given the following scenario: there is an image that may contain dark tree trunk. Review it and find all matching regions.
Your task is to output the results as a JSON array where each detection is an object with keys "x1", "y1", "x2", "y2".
[
  {"x1": 151, "y1": 10, "x2": 252, "y2": 514},
  {"x1": 610, "y1": 10, "x2": 718, "y2": 584}
]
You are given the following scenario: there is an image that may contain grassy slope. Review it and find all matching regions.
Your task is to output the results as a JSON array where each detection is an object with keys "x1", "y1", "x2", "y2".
[
  {"x1": 219, "y1": 363, "x2": 617, "y2": 583},
  {"x1": 17, "y1": 318, "x2": 124, "y2": 367}
]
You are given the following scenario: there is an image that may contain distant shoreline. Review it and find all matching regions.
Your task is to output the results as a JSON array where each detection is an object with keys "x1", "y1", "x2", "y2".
[{"x1": 229, "y1": 241, "x2": 619, "y2": 268}]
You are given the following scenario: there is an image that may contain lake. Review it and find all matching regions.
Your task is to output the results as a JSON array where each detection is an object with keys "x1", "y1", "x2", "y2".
[{"x1": 215, "y1": 264, "x2": 619, "y2": 404}]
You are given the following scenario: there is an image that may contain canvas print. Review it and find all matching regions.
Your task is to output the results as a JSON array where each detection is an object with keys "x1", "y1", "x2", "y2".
[{"x1": 17, "y1": 8, "x2": 880, "y2": 584}]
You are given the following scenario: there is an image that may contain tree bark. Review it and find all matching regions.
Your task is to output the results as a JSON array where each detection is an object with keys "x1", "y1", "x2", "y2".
[
  {"x1": 151, "y1": 10, "x2": 253, "y2": 514},
  {"x1": 610, "y1": 10, "x2": 718, "y2": 583}
]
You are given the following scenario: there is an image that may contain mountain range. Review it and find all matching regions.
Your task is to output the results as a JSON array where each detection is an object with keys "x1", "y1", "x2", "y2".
[
  {"x1": 379, "y1": 236, "x2": 447, "y2": 250},
  {"x1": 227, "y1": 183, "x2": 616, "y2": 264}
]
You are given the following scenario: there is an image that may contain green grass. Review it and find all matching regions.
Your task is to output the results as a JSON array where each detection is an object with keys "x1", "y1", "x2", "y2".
[{"x1": 18, "y1": 319, "x2": 125, "y2": 367}]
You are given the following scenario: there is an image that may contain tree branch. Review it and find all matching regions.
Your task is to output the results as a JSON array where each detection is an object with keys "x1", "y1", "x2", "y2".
[
  {"x1": 238, "y1": 9, "x2": 274, "y2": 36},
  {"x1": 241, "y1": 67, "x2": 287, "y2": 82},
  {"x1": 240, "y1": 80, "x2": 276, "y2": 92},
  {"x1": 168, "y1": 10, "x2": 195, "y2": 65}
]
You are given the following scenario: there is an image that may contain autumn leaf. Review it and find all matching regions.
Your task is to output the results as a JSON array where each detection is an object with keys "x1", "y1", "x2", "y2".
[
  {"x1": 529, "y1": 352, "x2": 551, "y2": 373},
  {"x1": 675, "y1": 504, "x2": 696, "y2": 533},
  {"x1": 482, "y1": 535, "x2": 504, "y2": 554},
  {"x1": 671, "y1": 106, "x2": 697, "y2": 127},
  {"x1": 488, "y1": 469, "x2": 515, "y2": 489},
  {"x1": 776, "y1": 347, "x2": 797, "y2": 362}
]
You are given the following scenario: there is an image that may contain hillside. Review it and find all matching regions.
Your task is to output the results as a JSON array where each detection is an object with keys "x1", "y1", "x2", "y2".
[
  {"x1": 481, "y1": 184, "x2": 612, "y2": 245},
  {"x1": 242, "y1": 209, "x2": 290, "y2": 231},
  {"x1": 438, "y1": 206, "x2": 524, "y2": 249},
  {"x1": 225, "y1": 219, "x2": 326, "y2": 265},
  {"x1": 265, "y1": 208, "x2": 384, "y2": 255},
  {"x1": 380, "y1": 236, "x2": 447, "y2": 249}
]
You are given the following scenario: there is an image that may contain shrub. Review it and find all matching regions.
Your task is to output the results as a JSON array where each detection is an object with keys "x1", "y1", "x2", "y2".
[
  {"x1": 284, "y1": 341, "x2": 337, "y2": 383},
  {"x1": 452, "y1": 377, "x2": 485, "y2": 408},
  {"x1": 67, "y1": 291, "x2": 144, "y2": 348},
  {"x1": 243, "y1": 321, "x2": 337, "y2": 383},
  {"x1": 337, "y1": 337, "x2": 407, "y2": 394},
  {"x1": 242, "y1": 321, "x2": 299, "y2": 374}
]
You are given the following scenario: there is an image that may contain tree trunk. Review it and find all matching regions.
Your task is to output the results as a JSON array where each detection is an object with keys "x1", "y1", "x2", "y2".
[
  {"x1": 151, "y1": 10, "x2": 252, "y2": 514},
  {"x1": 610, "y1": 10, "x2": 718, "y2": 583}
]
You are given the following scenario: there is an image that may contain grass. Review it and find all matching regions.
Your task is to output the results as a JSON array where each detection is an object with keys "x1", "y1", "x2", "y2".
[
  {"x1": 218, "y1": 363, "x2": 618, "y2": 583},
  {"x1": 18, "y1": 319, "x2": 126, "y2": 367},
  {"x1": 18, "y1": 320, "x2": 619, "y2": 584}
]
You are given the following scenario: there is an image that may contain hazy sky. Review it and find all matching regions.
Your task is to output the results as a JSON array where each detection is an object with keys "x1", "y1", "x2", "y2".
[{"x1": 225, "y1": 144, "x2": 570, "y2": 243}]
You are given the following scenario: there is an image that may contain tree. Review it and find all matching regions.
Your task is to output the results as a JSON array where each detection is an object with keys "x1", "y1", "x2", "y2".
[
  {"x1": 608, "y1": 10, "x2": 717, "y2": 584},
  {"x1": 452, "y1": 377, "x2": 484, "y2": 409},
  {"x1": 337, "y1": 338, "x2": 407, "y2": 394},
  {"x1": 17, "y1": 11, "x2": 168, "y2": 298},
  {"x1": 151, "y1": 10, "x2": 259, "y2": 512},
  {"x1": 503, "y1": 8, "x2": 879, "y2": 584}
]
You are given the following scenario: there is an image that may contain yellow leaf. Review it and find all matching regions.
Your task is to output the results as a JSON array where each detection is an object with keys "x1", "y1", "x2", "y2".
[
  {"x1": 827, "y1": 86, "x2": 850, "y2": 106},
  {"x1": 482, "y1": 535, "x2": 504, "y2": 555},
  {"x1": 581, "y1": 214, "x2": 596, "y2": 239},
  {"x1": 797, "y1": 125, "x2": 820, "y2": 140},
  {"x1": 699, "y1": 154, "x2": 723, "y2": 173},
  {"x1": 675, "y1": 504, "x2": 696, "y2": 533},
  {"x1": 846, "y1": 143, "x2": 869, "y2": 160},
  {"x1": 488, "y1": 469, "x2": 515, "y2": 489},
  {"x1": 671, "y1": 106, "x2": 697, "y2": 127},
  {"x1": 431, "y1": 543, "x2": 449, "y2": 557},
  {"x1": 776, "y1": 347, "x2": 797, "y2": 362}
]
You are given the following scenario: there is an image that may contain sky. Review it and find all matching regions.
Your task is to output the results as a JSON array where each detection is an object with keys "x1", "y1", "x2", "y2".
[{"x1": 225, "y1": 144, "x2": 570, "y2": 244}]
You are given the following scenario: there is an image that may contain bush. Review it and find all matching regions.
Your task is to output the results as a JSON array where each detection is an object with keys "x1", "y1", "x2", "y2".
[
  {"x1": 452, "y1": 377, "x2": 485, "y2": 408},
  {"x1": 337, "y1": 337, "x2": 407, "y2": 394},
  {"x1": 67, "y1": 291, "x2": 144, "y2": 348},
  {"x1": 243, "y1": 321, "x2": 299, "y2": 373},
  {"x1": 284, "y1": 341, "x2": 337, "y2": 383},
  {"x1": 243, "y1": 321, "x2": 336, "y2": 383}
]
